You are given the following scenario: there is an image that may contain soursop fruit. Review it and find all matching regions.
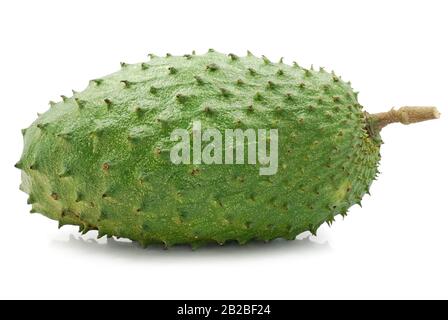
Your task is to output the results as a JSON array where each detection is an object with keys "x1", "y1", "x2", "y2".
[{"x1": 16, "y1": 50, "x2": 439, "y2": 248}]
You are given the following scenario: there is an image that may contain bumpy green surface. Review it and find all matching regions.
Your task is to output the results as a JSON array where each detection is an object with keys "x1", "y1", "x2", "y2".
[{"x1": 17, "y1": 50, "x2": 381, "y2": 248}]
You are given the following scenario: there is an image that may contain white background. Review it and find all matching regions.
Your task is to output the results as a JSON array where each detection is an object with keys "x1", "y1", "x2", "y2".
[{"x1": 1, "y1": 0, "x2": 447, "y2": 299}]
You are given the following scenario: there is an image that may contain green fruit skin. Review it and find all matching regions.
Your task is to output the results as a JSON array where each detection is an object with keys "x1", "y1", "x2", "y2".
[{"x1": 17, "y1": 51, "x2": 381, "y2": 248}]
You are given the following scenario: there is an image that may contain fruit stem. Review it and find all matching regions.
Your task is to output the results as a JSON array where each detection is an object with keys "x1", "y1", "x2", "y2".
[{"x1": 369, "y1": 106, "x2": 440, "y2": 130}]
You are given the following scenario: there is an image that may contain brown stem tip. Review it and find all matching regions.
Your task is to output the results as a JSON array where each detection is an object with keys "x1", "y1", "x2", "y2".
[{"x1": 369, "y1": 106, "x2": 440, "y2": 130}]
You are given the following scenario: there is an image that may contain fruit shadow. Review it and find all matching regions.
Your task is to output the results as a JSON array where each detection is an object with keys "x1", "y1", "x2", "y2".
[{"x1": 51, "y1": 230, "x2": 331, "y2": 260}]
